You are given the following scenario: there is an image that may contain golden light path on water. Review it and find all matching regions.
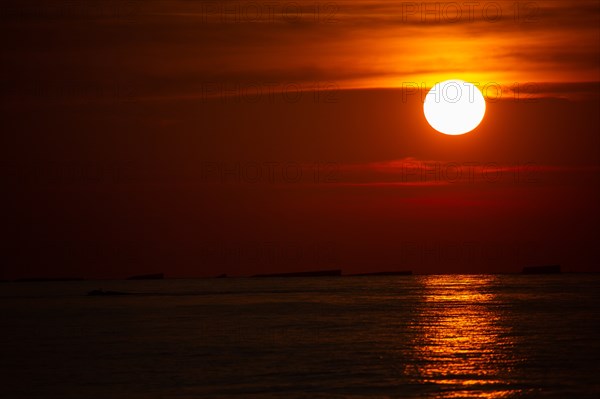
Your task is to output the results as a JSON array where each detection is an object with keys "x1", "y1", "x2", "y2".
[{"x1": 411, "y1": 275, "x2": 521, "y2": 398}]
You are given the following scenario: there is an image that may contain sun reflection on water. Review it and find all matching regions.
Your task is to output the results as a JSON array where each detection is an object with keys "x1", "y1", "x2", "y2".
[{"x1": 411, "y1": 275, "x2": 520, "y2": 398}]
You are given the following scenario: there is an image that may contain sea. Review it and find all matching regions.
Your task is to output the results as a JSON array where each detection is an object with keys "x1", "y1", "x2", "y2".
[{"x1": 1, "y1": 275, "x2": 599, "y2": 399}]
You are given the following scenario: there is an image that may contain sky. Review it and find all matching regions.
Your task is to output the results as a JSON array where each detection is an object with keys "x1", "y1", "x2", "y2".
[{"x1": 1, "y1": 0, "x2": 599, "y2": 278}]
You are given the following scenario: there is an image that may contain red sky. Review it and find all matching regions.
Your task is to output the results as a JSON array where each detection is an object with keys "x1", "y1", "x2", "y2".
[{"x1": 1, "y1": 1, "x2": 599, "y2": 278}]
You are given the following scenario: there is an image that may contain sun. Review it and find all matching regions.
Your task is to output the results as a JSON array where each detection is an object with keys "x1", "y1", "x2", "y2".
[{"x1": 423, "y1": 80, "x2": 486, "y2": 135}]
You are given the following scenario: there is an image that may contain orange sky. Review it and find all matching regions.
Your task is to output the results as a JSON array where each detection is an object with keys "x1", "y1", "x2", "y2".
[{"x1": 1, "y1": 1, "x2": 599, "y2": 278}]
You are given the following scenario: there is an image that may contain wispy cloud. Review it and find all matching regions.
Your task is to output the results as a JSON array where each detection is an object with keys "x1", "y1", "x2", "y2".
[
  {"x1": 2, "y1": 1, "x2": 598, "y2": 101},
  {"x1": 326, "y1": 157, "x2": 600, "y2": 187}
]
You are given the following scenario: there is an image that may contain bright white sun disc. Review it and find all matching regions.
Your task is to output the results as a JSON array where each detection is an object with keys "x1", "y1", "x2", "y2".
[{"x1": 423, "y1": 80, "x2": 486, "y2": 135}]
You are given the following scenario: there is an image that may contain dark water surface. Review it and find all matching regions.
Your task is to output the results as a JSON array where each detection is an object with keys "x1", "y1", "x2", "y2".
[{"x1": 1, "y1": 275, "x2": 599, "y2": 398}]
